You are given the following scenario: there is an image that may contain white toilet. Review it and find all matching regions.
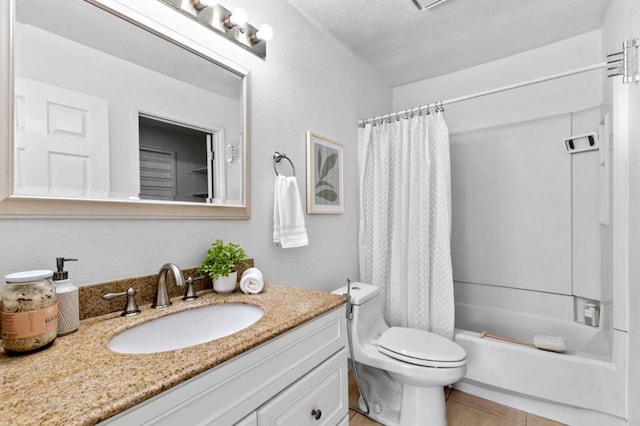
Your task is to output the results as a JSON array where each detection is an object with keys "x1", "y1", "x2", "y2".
[{"x1": 333, "y1": 282, "x2": 467, "y2": 426}]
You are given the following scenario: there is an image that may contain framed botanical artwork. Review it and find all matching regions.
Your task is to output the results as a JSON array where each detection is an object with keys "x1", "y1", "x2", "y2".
[{"x1": 306, "y1": 131, "x2": 344, "y2": 214}]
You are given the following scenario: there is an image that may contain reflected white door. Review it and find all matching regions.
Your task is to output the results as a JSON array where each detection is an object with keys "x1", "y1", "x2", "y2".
[{"x1": 14, "y1": 78, "x2": 110, "y2": 198}]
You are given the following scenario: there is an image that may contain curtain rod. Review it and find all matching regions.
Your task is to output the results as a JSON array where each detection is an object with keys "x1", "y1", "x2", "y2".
[{"x1": 358, "y1": 61, "x2": 609, "y2": 127}]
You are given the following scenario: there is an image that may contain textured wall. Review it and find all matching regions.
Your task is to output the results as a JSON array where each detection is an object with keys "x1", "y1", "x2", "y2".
[
  {"x1": 0, "y1": 0, "x2": 391, "y2": 291},
  {"x1": 602, "y1": 0, "x2": 640, "y2": 423}
]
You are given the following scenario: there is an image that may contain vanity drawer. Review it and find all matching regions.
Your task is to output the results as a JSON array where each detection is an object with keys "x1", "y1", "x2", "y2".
[
  {"x1": 257, "y1": 348, "x2": 348, "y2": 425},
  {"x1": 236, "y1": 412, "x2": 258, "y2": 426}
]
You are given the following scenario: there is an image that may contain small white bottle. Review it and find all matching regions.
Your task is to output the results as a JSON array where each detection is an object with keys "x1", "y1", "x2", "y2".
[{"x1": 53, "y1": 257, "x2": 80, "y2": 336}]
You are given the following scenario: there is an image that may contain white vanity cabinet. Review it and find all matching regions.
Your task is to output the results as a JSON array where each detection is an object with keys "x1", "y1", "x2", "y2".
[
  {"x1": 255, "y1": 349, "x2": 347, "y2": 425},
  {"x1": 102, "y1": 307, "x2": 348, "y2": 425}
]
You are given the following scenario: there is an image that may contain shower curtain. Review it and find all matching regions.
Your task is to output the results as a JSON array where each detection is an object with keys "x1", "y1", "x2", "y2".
[{"x1": 358, "y1": 112, "x2": 454, "y2": 340}]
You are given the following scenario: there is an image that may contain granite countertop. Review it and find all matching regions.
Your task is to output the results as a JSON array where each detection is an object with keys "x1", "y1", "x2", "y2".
[{"x1": 0, "y1": 283, "x2": 345, "y2": 425}]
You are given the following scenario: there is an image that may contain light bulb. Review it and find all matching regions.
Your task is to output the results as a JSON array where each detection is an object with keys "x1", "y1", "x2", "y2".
[
  {"x1": 254, "y1": 24, "x2": 273, "y2": 42},
  {"x1": 228, "y1": 8, "x2": 248, "y2": 27},
  {"x1": 192, "y1": 0, "x2": 209, "y2": 11}
]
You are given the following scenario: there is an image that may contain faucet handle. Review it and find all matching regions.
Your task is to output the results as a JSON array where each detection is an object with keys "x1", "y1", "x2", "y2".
[
  {"x1": 103, "y1": 287, "x2": 142, "y2": 317},
  {"x1": 183, "y1": 275, "x2": 205, "y2": 301}
]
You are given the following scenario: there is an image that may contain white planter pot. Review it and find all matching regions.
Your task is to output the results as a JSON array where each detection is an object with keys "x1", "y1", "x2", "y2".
[{"x1": 213, "y1": 271, "x2": 238, "y2": 294}]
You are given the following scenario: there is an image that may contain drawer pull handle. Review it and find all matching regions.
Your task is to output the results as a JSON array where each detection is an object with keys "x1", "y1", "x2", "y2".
[{"x1": 311, "y1": 408, "x2": 322, "y2": 420}]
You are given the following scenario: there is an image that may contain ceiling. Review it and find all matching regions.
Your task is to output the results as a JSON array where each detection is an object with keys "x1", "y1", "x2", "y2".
[{"x1": 286, "y1": 0, "x2": 612, "y2": 87}]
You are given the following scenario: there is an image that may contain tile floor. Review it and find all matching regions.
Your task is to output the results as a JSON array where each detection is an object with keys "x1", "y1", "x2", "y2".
[{"x1": 348, "y1": 374, "x2": 566, "y2": 425}]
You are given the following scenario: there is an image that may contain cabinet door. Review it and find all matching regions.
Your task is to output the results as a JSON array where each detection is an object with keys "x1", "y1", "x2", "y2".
[
  {"x1": 336, "y1": 415, "x2": 349, "y2": 426},
  {"x1": 257, "y1": 349, "x2": 348, "y2": 426},
  {"x1": 235, "y1": 412, "x2": 258, "y2": 426}
]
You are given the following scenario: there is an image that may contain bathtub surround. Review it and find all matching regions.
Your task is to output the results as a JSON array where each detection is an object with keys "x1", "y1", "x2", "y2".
[
  {"x1": 603, "y1": 2, "x2": 640, "y2": 424},
  {"x1": 359, "y1": 112, "x2": 454, "y2": 339}
]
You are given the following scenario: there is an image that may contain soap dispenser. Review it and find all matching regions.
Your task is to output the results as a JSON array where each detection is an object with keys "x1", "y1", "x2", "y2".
[{"x1": 53, "y1": 257, "x2": 79, "y2": 336}]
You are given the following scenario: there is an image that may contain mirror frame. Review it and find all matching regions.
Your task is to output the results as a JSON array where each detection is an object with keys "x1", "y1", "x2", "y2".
[{"x1": 0, "y1": 0, "x2": 250, "y2": 219}]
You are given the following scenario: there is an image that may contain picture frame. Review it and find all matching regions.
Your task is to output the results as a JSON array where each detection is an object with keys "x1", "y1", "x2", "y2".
[{"x1": 306, "y1": 131, "x2": 344, "y2": 214}]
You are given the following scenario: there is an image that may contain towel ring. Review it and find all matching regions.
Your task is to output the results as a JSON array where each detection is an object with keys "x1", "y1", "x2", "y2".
[{"x1": 273, "y1": 152, "x2": 296, "y2": 176}]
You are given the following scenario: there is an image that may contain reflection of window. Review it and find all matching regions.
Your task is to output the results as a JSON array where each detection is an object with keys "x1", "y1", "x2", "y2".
[
  {"x1": 138, "y1": 115, "x2": 218, "y2": 203},
  {"x1": 14, "y1": 0, "x2": 245, "y2": 209},
  {"x1": 139, "y1": 146, "x2": 177, "y2": 201}
]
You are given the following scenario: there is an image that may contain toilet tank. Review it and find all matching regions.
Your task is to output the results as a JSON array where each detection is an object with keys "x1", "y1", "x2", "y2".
[
  {"x1": 332, "y1": 282, "x2": 379, "y2": 305},
  {"x1": 333, "y1": 282, "x2": 389, "y2": 347}
]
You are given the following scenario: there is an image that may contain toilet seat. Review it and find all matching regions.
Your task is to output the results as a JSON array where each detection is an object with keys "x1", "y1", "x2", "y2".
[{"x1": 377, "y1": 327, "x2": 467, "y2": 368}]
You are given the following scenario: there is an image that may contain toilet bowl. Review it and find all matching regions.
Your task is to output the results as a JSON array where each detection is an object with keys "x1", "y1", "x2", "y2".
[{"x1": 333, "y1": 282, "x2": 467, "y2": 426}]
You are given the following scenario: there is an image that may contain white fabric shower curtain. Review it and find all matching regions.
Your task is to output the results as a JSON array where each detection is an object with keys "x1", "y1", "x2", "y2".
[{"x1": 358, "y1": 113, "x2": 455, "y2": 340}]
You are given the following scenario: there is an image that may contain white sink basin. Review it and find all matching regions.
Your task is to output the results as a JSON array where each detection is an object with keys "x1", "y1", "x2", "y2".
[{"x1": 107, "y1": 303, "x2": 264, "y2": 354}]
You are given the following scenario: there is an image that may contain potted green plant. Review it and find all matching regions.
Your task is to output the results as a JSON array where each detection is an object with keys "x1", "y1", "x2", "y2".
[{"x1": 198, "y1": 239, "x2": 248, "y2": 294}]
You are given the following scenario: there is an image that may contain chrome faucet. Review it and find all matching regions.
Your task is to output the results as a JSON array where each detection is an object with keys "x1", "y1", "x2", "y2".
[{"x1": 152, "y1": 263, "x2": 185, "y2": 309}]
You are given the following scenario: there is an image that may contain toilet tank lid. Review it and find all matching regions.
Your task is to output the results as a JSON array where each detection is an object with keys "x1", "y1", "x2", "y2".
[{"x1": 331, "y1": 282, "x2": 379, "y2": 305}]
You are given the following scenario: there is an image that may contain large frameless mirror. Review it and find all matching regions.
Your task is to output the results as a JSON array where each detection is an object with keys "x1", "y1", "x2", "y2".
[{"x1": 0, "y1": 0, "x2": 249, "y2": 218}]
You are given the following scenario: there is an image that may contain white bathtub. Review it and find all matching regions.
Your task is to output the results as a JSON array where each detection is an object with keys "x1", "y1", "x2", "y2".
[{"x1": 452, "y1": 283, "x2": 627, "y2": 425}]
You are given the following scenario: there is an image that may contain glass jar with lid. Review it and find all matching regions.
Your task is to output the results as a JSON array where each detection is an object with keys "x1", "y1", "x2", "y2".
[{"x1": 1, "y1": 270, "x2": 58, "y2": 353}]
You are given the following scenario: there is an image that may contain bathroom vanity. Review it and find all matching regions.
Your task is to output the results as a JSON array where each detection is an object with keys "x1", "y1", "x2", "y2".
[
  {"x1": 0, "y1": 284, "x2": 348, "y2": 425},
  {"x1": 103, "y1": 304, "x2": 348, "y2": 425}
]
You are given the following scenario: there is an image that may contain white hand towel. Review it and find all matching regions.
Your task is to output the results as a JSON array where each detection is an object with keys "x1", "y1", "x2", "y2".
[
  {"x1": 240, "y1": 267, "x2": 264, "y2": 294},
  {"x1": 273, "y1": 175, "x2": 309, "y2": 248}
]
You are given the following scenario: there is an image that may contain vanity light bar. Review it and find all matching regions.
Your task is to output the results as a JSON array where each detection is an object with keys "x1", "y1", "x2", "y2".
[{"x1": 159, "y1": 0, "x2": 272, "y2": 59}]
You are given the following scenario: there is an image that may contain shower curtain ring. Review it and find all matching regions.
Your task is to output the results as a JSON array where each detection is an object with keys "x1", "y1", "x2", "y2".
[
  {"x1": 426, "y1": 105, "x2": 431, "y2": 115},
  {"x1": 396, "y1": 112, "x2": 401, "y2": 121},
  {"x1": 418, "y1": 106, "x2": 423, "y2": 116}
]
